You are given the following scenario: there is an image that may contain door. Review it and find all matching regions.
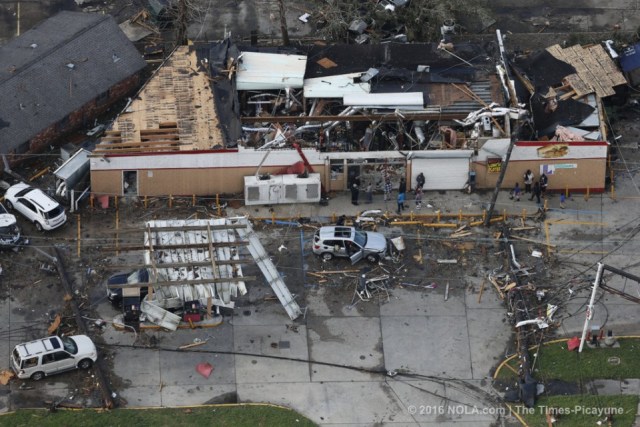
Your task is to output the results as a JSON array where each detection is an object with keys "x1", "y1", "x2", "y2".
[
  {"x1": 16, "y1": 198, "x2": 36, "y2": 221},
  {"x1": 123, "y1": 171, "x2": 138, "y2": 195},
  {"x1": 350, "y1": 249, "x2": 364, "y2": 264},
  {"x1": 411, "y1": 153, "x2": 472, "y2": 190},
  {"x1": 41, "y1": 351, "x2": 76, "y2": 373}
]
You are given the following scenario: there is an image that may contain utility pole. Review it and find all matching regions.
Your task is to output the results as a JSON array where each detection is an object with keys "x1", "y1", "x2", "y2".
[
  {"x1": 277, "y1": 0, "x2": 290, "y2": 46},
  {"x1": 483, "y1": 130, "x2": 517, "y2": 227},
  {"x1": 579, "y1": 263, "x2": 605, "y2": 352}
]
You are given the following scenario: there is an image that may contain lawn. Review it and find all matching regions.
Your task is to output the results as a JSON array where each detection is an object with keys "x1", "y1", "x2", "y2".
[
  {"x1": 498, "y1": 338, "x2": 640, "y2": 382},
  {"x1": 0, "y1": 405, "x2": 317, "y2": 427},
  {"x1": 516, "y1": 394, "x2": 639, "y2": 427}
]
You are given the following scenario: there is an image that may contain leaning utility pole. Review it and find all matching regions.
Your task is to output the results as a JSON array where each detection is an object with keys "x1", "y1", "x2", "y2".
[
  {"x1": 277, "y1": 0, "x2": 290, "y2": 46},
  {"x1": 579, "y1": 262, "x2": 605, "y2": 352},
  {"x1": 483, "y1": 130, "x2": 517, "y2": 227}
]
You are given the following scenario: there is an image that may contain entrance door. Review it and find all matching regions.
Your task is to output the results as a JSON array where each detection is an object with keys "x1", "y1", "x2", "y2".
[{"x1": 123, "y1": 171, "x2": 138, "y2": 195}]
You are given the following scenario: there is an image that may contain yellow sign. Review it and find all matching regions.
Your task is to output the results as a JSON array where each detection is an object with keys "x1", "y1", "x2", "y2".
[{"x1": 488, "y1": 159, "x2": 501, "y2": 173}]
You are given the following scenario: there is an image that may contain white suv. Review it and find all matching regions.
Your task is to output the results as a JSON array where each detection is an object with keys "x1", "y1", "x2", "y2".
[
  {"x1": 312, "y1": 226, "x2": 388, "y2": 264},
  {"x1": 11, "y1": 335, "x2": 98, "y2": 381},
  {"x1": 5, "y1": 183, "x2": 67, "y2": 231}
]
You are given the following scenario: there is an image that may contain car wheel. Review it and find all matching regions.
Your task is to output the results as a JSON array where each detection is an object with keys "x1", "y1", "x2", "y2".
[
  {"x1": 35, "y1": 221, "x2": 43, "y2": 232},
  {"x1": 366, "y1": 253, "x2": 380, "y2": 263},
  {"x1": 78, "y1": 359, "x2": 93, "y2": 370},
  {"x1": 31, "y1": 371, "x2": 45, "y2": 381},
  {"x1": 321, "y1": 252, "x2": 333, "y2": 261},
  {"x1": 5, "y1": 201, "x2": 13, "y2": 210}
]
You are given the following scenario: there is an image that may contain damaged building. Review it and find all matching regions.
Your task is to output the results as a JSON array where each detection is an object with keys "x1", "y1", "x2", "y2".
[
  {"x1": 90, "y1": 36, "x2": 626, "y2": 199},
  {"x1": 0, "y1": 11, "x2": 147, "y2": 162},
  {"x1": 109, "y1": 217, "x2": 302, "y2": 330}
]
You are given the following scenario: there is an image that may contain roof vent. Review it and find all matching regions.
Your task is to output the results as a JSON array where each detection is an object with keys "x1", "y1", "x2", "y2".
[
  {"x1": 29, "y1": 43, "x2": 38, "y2": 49},
  {"x1": 112, "y1": 53, "x2": 121, "y2": 63},
  {"x1": 66, "y1": 63, "x2": 75, "y2": 70}
]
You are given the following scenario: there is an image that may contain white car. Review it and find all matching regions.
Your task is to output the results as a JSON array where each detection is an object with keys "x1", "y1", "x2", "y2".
[
  {"x1": 312, "y1": 226, "x2": 388, "y2": 264},
  {"x1": 4, "y1": 183, "x2": 67, "y2": 231},
  {"x1": 0, "y1": 202, "x2": 21, "y2": 248},
  {"x1": 11, "y1": 335, "x2": 98, "y2": 380}
]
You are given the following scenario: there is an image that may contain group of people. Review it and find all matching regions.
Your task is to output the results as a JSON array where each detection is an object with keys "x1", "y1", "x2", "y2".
[
  {"x1": 351, "y1": 170, "x2": 426, "y2": 215},
  {"x1": 510, "y1": 169, "x2": 549, "y2": 205},
  {"x1": 396, "y1": 173, "x2": 425, "y2": 214}
]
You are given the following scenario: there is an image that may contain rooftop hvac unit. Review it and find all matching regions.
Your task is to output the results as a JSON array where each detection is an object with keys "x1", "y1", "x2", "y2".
[{"x1": 244, "y1": 173, "x2": 321, "y2": 205}]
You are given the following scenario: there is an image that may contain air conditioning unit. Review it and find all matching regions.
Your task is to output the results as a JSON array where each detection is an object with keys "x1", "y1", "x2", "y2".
[{"x1": 244, "y1": 173, "x2": 321, "y2": 205}]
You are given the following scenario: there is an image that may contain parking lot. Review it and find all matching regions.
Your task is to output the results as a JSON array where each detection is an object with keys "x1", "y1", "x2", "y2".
[{"x1": 0, "y1": 163, "x2": 637, "y2": 425}]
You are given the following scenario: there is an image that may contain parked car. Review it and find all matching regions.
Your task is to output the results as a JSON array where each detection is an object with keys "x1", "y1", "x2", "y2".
[
  {"x1": 0, "y1": 203, "x2": 21, "y2": 248},
  {"x1": 312, "y1": 226, "x2": 387, "y2": 264},
  {"x1": 10, "y1": 335, "x2": 98, "y2": 381},
  {"x1": 106, "y1": 269, "x2": 149, "y2": 308},
  {"x1": 4, "y1": 183, "x2": 67, "y2": 231}
]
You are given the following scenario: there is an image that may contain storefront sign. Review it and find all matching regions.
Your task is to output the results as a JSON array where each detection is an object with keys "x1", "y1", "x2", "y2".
[{"x1": 488, "y1": 158, "x2": 501, "y2": 173}]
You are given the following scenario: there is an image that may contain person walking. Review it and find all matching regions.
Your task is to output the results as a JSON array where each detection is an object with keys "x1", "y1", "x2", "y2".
[
  {"x1": 383, "y1": 177, "x2": 392, "y2": 201},
  {"x1": 399, "y1": 177, "x2": 407, "y2": 195},
  {"x1": 531, "y1": 181, "x2": 542, "y2": 204},
  {"x1": 416, "y1": 172, "x2": 425, "y2": 189},
  {"x1": 397, "y1": 191, "x2": 405, "y2": 215},
  {"x1": 523, "y1": 169, "x2": 534, "y2": 194},
  {"x1": 540, "y1": 173, "x2": 548, "y2": 198},
  {"x1": 351, "y1": 176, "x2": 360, "y2": 205}
]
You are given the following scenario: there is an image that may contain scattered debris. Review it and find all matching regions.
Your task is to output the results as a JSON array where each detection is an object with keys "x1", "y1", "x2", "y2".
[
  {"x1": 0, "y1": 370, "x2": 15, "y2": 385},
  {"x1": 47, "y1": 314, "x2": 61, "y2": 335},
  {"x1": 196, "y1": 362, "x2": 214, "y2": 379}
]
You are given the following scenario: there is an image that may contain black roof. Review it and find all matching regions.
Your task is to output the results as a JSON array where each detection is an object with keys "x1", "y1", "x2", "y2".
[
  {"x1": 0, "y1": 11, "x2": 147, "y2": 153},
  {"x1": 303, "y1": 42, "x2": 497, "y2": 81}
]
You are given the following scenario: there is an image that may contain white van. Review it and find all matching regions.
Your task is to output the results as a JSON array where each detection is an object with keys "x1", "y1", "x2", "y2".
[{"x1": 10, "y1": 335, "x2": 98, "y2": 381}]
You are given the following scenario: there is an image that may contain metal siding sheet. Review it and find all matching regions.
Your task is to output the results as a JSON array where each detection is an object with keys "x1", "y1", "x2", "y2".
[
  {"x1": 343, "y1": 92, "x2": 424, "y2": 107},
  {"x1": 236, "y1": 52, "x2": 307, "y2": 90},
  {"x1": 303, "y1": 73, "x2": 371, "y2": 98}
]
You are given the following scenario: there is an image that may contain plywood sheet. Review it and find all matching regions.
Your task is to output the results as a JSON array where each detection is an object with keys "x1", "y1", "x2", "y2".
[{"x1": 95, "y1": 46, "x2": 222, "y2": 153}]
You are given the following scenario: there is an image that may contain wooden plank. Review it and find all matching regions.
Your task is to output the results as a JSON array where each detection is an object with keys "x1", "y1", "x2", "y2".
[
  {"x1": 510, "y1": 235, "x2": 556, "y2": 248},
  {"x1": 477, "y1": 279, "x2": 486, "y2": 303},
  {"x1": 92, "y1": 146, "x2": 182, "y2": 154},
  {"x1": 489, "y1": 277, "x2": 504, "y2": 300},
  {"x1": 140, "y1": 134, "x2": 180, "y2": 141},
  {"x1": 140, "y1": 128, "x2": 180, "y2": 134},
  {"x1": 96, "y1": 139, "x2": 184, "y2": 149},
  {"x1": 117, "y1": 224, "x2": 247, "y2": 233},
  {"x1": 102, "y1": 241, "x2": 249, "y2": 252},
  {"x1": 108, "y1": 276, "x2": 256, "y2": 288},
  {"x1": 101, "y1": 259, "x2": 249, "y2": 270}
]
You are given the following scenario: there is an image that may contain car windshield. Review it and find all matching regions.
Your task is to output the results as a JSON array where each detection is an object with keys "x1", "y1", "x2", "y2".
[
  {"x1": 15, "y1": 187, "x2": 34, "y2": 198},
  {"x1": 354, "y1": 230, "x2": 367, "y2": 247},
  {"x1": 127, "y1": 270, "x2": 142, "y2": 284},
  {"x1": 61, "y1": 336, "x2": 78, "y2": 354},
  {"x1": 44, "y1": 205, "x2": 64, "y2": 219}
]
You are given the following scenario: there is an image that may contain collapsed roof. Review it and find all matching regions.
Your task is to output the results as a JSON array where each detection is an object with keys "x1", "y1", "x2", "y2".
[{"x1": 129, "y1": 217, "x2": 301, "y2": 330}]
